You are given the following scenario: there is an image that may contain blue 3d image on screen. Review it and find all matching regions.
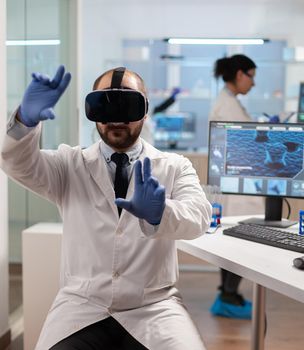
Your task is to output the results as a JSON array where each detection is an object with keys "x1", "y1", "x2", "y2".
[
  {"x1": 208, "y1": 121, "x2": 304, "y2": 198},
  {"x1": 208, "y1": 121, "x2": 304, "y2": 227},
  {"x1": 225, "y1": 129, "x2": 304, "y2": 178}
]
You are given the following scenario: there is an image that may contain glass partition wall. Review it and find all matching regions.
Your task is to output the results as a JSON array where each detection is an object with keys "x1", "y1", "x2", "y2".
[{"x1": 7, "y1": 0, "x2": 78, "y2": 262}]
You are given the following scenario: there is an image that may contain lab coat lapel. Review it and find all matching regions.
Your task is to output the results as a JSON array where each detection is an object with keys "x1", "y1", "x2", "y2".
[{"x1": 82, "y1": 142, "x2": 118, "y2": 217}]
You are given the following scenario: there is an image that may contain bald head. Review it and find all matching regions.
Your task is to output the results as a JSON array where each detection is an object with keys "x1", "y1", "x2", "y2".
[{"x1": 93, "y1": 68, "x2": 147, "y2": 97}]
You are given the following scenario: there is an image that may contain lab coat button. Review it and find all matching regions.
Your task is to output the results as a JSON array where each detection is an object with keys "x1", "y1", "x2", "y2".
[
  {"x1": 113, "y1": 272, "x2": 120, "y2": 279},
  {"x1": 116, "y1": 228, "x2": 123, "y2": 235}
]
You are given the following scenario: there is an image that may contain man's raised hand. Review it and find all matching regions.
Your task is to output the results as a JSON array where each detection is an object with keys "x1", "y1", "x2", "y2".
[{"x1": 19, "y1": 65, "x2": 71, "y2": 127}]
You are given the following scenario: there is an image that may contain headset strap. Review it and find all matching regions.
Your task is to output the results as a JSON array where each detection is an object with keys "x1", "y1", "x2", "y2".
[{"x1": 111, "y1": 67, "x2": 126, "y2": 88}]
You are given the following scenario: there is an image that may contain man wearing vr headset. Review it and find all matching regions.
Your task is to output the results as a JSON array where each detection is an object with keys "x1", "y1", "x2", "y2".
[{"x1": 1, "y1": 65, "x2": 212, "y2": 350}]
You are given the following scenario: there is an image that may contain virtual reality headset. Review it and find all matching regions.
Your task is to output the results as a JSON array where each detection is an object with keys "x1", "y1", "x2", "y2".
[{"x1": 85, "y1": 67, "x2": 149, "y2": 123}]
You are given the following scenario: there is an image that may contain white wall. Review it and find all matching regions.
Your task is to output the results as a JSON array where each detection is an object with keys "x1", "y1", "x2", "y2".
[{"x1": 0, "y1": 0, "x2": 9, "y2": 342}]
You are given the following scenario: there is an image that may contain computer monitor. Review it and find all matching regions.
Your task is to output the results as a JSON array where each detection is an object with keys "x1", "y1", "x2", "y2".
[
  {"x1": 297, "y1": 82, "x2": 304, "y2": 123},
  {"x1": 208, "y1": 121, "x2": 304, "y2": 227},
  {"x1": 154, "y1": 112, "x2": 195, "y2": 149}
]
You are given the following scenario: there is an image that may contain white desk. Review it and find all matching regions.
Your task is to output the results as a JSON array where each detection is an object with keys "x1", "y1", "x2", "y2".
[
  {"x1": 177, "y1": 215, "x2": 304, "y2": 350},
  {"x1": 23, "y1": 218, "x2": 304, "y2": 350}
]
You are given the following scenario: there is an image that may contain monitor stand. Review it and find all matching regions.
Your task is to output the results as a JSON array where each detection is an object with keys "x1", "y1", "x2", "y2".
[{"x1": 238, "y1": 196, "x2": 297, "y2": 228}]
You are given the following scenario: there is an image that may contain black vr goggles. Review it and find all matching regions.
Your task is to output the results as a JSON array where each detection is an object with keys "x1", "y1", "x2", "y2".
[{"x1": 85, "y1": 67, "x2": 149, "y2": 123}]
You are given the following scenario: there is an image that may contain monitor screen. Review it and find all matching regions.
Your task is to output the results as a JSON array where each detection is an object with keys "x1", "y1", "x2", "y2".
[
  {"x1": 298, "y1": 82, "x2": 304, "y2": 123},
  {"x1": 208, "y1": 121, "x2": 304, "y2": 227},
  {"x1": 154, "y1": 112, "x2": 195, "y2": 148}
]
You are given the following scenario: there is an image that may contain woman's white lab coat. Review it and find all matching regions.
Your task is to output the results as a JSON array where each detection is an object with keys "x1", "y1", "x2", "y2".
[
  {"x1": 209, "y1": 87, "x2": 251, "y2": 122},
  {"x1": 1, "y1": 122, "x2": 212, "y2": 349},
  {"x1": 208, "y1": 87, "x2": 264, "y2": 216}
]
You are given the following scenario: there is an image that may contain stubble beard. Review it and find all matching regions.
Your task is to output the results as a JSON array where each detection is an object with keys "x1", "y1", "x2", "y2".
[{"x1": 96, "y1": 121, "x2": 144, "y2": 150}]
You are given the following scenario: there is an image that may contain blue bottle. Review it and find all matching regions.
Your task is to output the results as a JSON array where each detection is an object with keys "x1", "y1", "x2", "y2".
[
  {"x1": 211, "y1": 203, "x2": 222, "y2": 227},
  {"x1": 299, "y1": 210, "x2": 304, "y2": 235}
]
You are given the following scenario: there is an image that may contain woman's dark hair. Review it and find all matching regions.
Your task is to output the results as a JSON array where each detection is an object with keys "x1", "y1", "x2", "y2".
[{"x1": 214, "y1": 54, "x2": 257, "y2": 82}]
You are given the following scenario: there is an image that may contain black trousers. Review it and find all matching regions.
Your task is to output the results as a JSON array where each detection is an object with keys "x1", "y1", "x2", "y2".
[
  {"x1": 221, "y1": 268, "x2": 242, "y2": 293},
  {"x1": 50, "y1": 317, "x2": 148, "y2": 350}
]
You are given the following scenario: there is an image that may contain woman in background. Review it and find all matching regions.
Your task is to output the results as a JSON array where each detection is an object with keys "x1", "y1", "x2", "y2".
[
  {"x1": 209, "y1": 54, "x2": 255, "y2": 121},
  {"x1": 209, "y1": 54, "x2": 261, "y2": 319}
]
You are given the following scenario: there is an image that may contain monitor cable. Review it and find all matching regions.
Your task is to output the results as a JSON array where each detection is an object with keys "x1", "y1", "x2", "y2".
[
  {"x1": 264, "y1": 314, "x2": 267, "y2": 338},
  {"x1": 283, "y1": 198, "x2": 291, "y2": 220}
]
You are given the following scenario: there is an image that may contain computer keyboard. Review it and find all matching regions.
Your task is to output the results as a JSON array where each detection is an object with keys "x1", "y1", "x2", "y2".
[{"x1": 223, "y1": 224, "x2": 304, "y2": 253}]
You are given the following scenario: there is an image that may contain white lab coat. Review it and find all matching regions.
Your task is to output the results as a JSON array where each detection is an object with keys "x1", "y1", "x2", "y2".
[
  {"x1": 209, "y1": 87, "x2": 251, "y2": 122},
  {"x1": 209, "y1": 87, "x2": 264, "y2": 216},
  {"x1": 1, "y1": 121, "x2": 212, "y2": 350}
]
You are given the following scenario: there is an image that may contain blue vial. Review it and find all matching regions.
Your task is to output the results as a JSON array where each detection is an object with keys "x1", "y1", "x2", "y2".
[
  {"x1": 211, "y1": 203, "x2": 222, "y2": 227},
  {"x1": 299, "y1": 210, "x2": 304, "y2": 235}
]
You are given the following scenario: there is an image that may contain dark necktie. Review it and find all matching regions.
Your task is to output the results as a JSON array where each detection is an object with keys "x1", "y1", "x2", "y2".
[{"x1": 111, "y1": 152, "x2": 129, "y2": 215}]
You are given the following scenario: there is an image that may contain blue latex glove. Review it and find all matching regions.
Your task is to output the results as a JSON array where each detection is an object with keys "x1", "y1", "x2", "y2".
[
  {"x1": 19, "y1": 65, "x2": 71, "y2": 127},
  {"x1": 171, "y1": 87, "x2": 181, "y2": 98},
  {"x1": 263, "y1": 113, "x2": 279, "y2": 124},
  {"x1": 115, "y1": 157, "x2": 166, "y2": 225},
  {"x1": 269, "y1": 115, "x2": 280, "y2": 123}
]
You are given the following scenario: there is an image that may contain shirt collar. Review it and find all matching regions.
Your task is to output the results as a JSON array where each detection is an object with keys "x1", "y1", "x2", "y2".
[
  {"x1": 99, "y1": 138, "x2": 143, "y2": 164},
  {"x1": 224, "y1": 86, "x2": 237, "y2": 97}
]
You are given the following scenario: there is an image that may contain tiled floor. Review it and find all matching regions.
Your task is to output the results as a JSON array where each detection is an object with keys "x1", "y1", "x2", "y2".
[
  {"x1": 178, "y1": 271, "x2": 304, "y2": 350},
  {"x1": 7, "y1": 267, "x2": 304, "y2": 349}
]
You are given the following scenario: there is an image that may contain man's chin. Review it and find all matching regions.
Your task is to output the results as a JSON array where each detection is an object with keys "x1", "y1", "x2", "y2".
[
  {"x1": 97, "y1": 123, "x2": 143, "y2": 150},
  {"x1": 103, "y1": 135, "x2": 134, "y2": 150},
  {"x1": 111, "y1": 130, "x2": 127, "y2": 138}
]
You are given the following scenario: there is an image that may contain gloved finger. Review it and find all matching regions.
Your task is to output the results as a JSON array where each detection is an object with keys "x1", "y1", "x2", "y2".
[
  {"x1": 49, "y1": 65, "x2": 65, "y2": 89},
  {"x1": 147, "y1": 176, "x2": 159, "y2": 188},
  {"x1": 40, "y1": 108, "x2": 56, "y2": 121},
  {"x1": 32, "y1": 72, "x2": 49, "y2": 83},
  {"x1": 38, "y1": 74, "x2": 51, "y2": 85},
  {"x1": 115, "y1": 198, "x2": 132, "y2": 211},
  {"x1": 57, "y1": 72, "x2": 72, "y2": 94},
  {"x1": 134, "y1": 160, "x2": 143, "y2": 185},
  {"x1": 32, "y1": 72, "x2": 41, "y2": 80},
  {"x1": 172, "y1": 87, "x2": 181, "y2": 96},
  {"x1": 154, "y1": 185, "x2": 165, "y2": 201},
  {"x1": 143, "y1": 157, "x2": 151, "y2": 182},
  {"x1": 31, "y1": 72, "x2": 40, "y2": 82}
]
